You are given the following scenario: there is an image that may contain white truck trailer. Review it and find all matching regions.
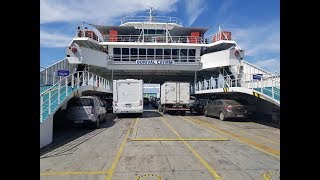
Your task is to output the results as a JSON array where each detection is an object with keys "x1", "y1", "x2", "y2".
[
  {"x1": 113, "y1": 79, "x2": 143, "y2": 115},
  {"x1": 159, "y1": 82, "x2": 190, "y2": 115}
]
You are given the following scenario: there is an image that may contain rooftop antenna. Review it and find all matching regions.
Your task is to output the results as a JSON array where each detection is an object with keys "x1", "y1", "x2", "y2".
[{"x1": 146, "y1": 6, "x2": 156, "y2": 22}]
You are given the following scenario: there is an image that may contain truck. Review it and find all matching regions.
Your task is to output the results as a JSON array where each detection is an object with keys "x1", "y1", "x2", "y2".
[
  {"x1": 113, "y1": 79, "x2": 143, "y2": 115},
  {"x1": 158, "y1": 82, "x2": 190, "y2": 115}
]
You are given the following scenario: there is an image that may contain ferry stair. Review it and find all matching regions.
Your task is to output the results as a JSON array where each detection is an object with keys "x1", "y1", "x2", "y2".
[{"x1": 40, "y1": 60, "x2": 112, "y2": 148}]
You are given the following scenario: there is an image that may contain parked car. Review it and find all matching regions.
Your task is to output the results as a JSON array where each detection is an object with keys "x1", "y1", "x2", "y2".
[
  {"x1": 102, "y1": 97, "x2": 113, "y2": 112},
  {"x1": 66, "y1": 96, "x2": 107, "y2": 128},
  {"x1": 190, "y1": 99, "x2": 211, "y2": 114},
  {"x1": 143, "y1": 97, "x2": 150, "y2": 105},
  {"x1": 204, "y1": 99, "x2": 247, "y2": 121}
]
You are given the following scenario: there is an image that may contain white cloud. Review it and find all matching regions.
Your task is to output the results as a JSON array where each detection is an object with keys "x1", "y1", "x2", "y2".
[
  {"x1": 40, "y1": 0, "x2": 179, "y2": 24},
  {"x1": 184, "y1": 0, "x2": 206, "y2": 26},
  {"x1": 228, "y1": 20, "x2": 280, "y2": 57},
  {"x1": 40, "y1": 30, "x2": 73, "y2": 47},
  {"x1": 253, "y1": 58, "x2": 280, "y2": 73}
]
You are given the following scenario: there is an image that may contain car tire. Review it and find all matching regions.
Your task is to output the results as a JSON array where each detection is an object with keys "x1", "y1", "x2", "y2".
[
  {"x1": 163, "y1": 107, "x2": 167, "y2": 114},
  {"x1": 96, "y1": 116, "x2": 100, "y2": 128},
  {"x1": 219, "y1": 112, "x2": 225, "y2": 121},
  {"x1": 103, "y1": 114, "x2": 107, "y2": 122},
  {"x1": 204, "y1": 109, "x2": 208, "y2": 117}
]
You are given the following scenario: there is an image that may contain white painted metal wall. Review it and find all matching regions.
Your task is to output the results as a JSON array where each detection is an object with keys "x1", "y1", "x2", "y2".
[
  {"x1": 201, "y1": 49, "x2": 242, "y2": 69},
  {"x1": 80, "y1": 46, "x2": 109, "y2": 67}
]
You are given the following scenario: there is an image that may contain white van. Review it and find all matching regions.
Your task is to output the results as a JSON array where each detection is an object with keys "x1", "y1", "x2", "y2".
[
  {"x1": 113, "y1": 79, "x2": 143, "y2": 114},
  {"x1": 66, "y1": 96, "x2": 107, "y2": 128}
]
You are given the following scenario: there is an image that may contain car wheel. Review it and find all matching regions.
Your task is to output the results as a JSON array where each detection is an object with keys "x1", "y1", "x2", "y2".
[
  {"x1": 96, "y1": 116, "x2": 100, "y2": 128},
  {"x1": 219, "y1": 112, "x2": 225, "y2": 121},
  {"x1": 163, "y1": 107, "x2": 167, "y2": 114},
  {"x1": 204, "y1": 109, "x2": 208, "y2": 117}
]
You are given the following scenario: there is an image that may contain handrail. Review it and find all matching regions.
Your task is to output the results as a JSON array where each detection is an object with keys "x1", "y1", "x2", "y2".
[
  {"x1": 195, "y1": 73, "x2": 280, "y2": 101},
  {"x1": 40, "y1": 71, "x2": 111, "y2": 123},
  {"x1": 120, "y1": 16, "x2": 182, "y2": 25}
]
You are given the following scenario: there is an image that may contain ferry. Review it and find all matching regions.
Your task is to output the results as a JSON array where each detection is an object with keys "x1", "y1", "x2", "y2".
[{"x1": 40, "y1": 7, "x2": 279, "y2": 148}]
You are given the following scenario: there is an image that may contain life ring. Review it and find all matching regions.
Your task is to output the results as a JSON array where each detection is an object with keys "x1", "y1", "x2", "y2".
[
  {"x1": 71, "y1": 47, "x2": 77, "y2": 53},
  {"x1": 234, "y1": 50, "x2": 240, "y2": 58}
]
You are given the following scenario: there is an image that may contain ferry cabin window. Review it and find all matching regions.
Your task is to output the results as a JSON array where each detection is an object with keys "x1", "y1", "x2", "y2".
[
  {"x1": 122, "y1": 48, "x2": 129, "y2": 61},
  {"x1": 164, "y1": 49, "x2": 171, "y2": 59},
  {"x1": 180, "y1": 49, "x2": 187, "y2": 62},
  {"x1": 172, "y1": 49, "x2": 179, "y2": 62},
  {"x1": 147, "y1": 49, "x2": 154, "y2": 60},
  {"x1": 131, "y1": 48, "x2": 138, "y2": 61},
  {"x1": 188, "y1": 49, "x2": 196, "y2": 62},
  {"x1": 156, "y1": 30, "x2": 165, "y2": 35},
  {"x1": 139, "y1": 48, "x2": 146, "y2": 60},
  {"x1": 156, "y1": 49, "x2": 163, "y2": 60},
  {"x1": 114, "y1": 48, "x2": 121, "y2": 61}
]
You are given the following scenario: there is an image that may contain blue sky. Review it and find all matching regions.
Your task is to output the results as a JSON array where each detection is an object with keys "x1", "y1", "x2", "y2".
[{"x1": 40, "y1": 0, "x2": 279, "y2": 73}]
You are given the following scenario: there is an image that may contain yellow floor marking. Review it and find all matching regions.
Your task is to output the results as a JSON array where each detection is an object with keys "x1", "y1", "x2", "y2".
[
  {"x1": 186, "y1": 116, "x2": 280, "y2": 159},
  {"x1": 198, "y1": 117, "x2": 279, "y2": 145},
  {"x1": 160, "y1": 116, "x2": 221, "y2": 180},
  {"x1": 40, "y1": 171, "x2": 110, "y2": 176},
  {"x1": 131, "y1": 117, "x2": 139, "y2": 138},
  {"x1": 105, "y1": 118, "x2": 136, "y2": 180},
  {"x1": 178, "y1": 116, "x2": 228, "y2": 139},
  {"x1": 129, "y1": 138, "x2": 229, "y2": 141}
]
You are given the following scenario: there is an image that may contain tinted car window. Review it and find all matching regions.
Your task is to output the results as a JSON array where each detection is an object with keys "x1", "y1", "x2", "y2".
[{"x1": 68, "y1": 98, "x2": 93, "y2": 106}]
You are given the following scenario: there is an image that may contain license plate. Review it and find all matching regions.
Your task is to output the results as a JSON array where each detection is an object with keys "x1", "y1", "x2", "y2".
[{"x1": 236, "y1": 114, "x2": 243, "y2": 117}]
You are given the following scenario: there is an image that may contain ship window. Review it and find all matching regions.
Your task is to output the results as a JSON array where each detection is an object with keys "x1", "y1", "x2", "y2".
[
  {"x1": 147, "y1": 49, "x2": 154, "y2": 55},
  {"x1": 113, "y1": 48, "x2": 121, "y2": 61},
  {"x1": 188, "y1": 49, "x2": 196, "y2": 62},
  {"x1": 180, "y1": 49, "x2": 187, "y2": 62},
  {"x1": 164, "y1": 49, "x2": 171, "y2": 59},
  {"x1": 156, "y1": 49, "x2": 163, "y2": 60},
  {"x1": 148, "y1": 29, "x2": 155, "y2": 34},
  {"x1": 156, "y1": 30, "x2": 164, "y2": 34},
  {"x1": 122, "y1": 48, "x2": 129, "y2": 61},
  {"x1": 139, "y1": 48, "x2": 146, "y2": 55},
  {"x1": 114, "y1": 48, "x2": 121, "y2": 54},
  {"x1": 172, "y1": 49, "x2": 179, "y2": 62},
  {"x1": 156, "y1": 49, "x2": 163, "y2": 55},
  {"x1": 147, "y1": 49, "x2": 154, "y2": 60},
  {"x1": 139, "y1": 48, "x2": 146, "y2": 60},
  {"x1": 131, "y1": 48, "x2": 138, "y2": 61}
]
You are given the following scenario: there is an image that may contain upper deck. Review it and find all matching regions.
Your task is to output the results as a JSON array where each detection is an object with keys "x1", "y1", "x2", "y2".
[{"x1": 120, "y1": 16, "x2": 182, "y2": 26}]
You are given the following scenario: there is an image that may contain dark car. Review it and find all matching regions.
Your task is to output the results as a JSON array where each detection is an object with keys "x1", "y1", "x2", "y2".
[
  {"x1": 102, "y1": 98, "x2": 113, "y2": 112},
  {"x1": 190, "y1": 99, "x2": 211, "y2": 114},
  {"x1": 204, "y1": 99, "x2": 247, "y2": 121},
  {"x1": 143, "y1": 97, "x2": 149, "y2": 105}
]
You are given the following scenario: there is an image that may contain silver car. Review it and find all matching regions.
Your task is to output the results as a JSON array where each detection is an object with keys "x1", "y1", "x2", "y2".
[
  {"x1": 204, "y1": 99, "x2": 247, "y2": 121},
  {"x1": 66, "y1": 96, "x2": 107, "y2": 128}
]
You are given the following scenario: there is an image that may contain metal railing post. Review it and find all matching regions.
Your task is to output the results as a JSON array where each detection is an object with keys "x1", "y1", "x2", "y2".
[
  {"x1": 58, "y1": 82, "x2": 61, "y2": 104},
  {"x1": 272, "y1": 81, "x2": 275, "y2": 98},
  {"x1": 77, "y1": 72, "x2": 80, "y2": 87},
  {"x1": 71, "y1": 74, "x2": 74, "y2": 88},
  {"x1": 45, "y1": 70, "x2": 48, "y2": 85},
  {"x1": 48, "y1": 91, "x2": 51, "y2": 114},
  {"x1": 65, "y1": 78, "x2": 68, "y2": 96},
  {"x1": 40, "y1": 96, "x2": 43, "y2": 123}
]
